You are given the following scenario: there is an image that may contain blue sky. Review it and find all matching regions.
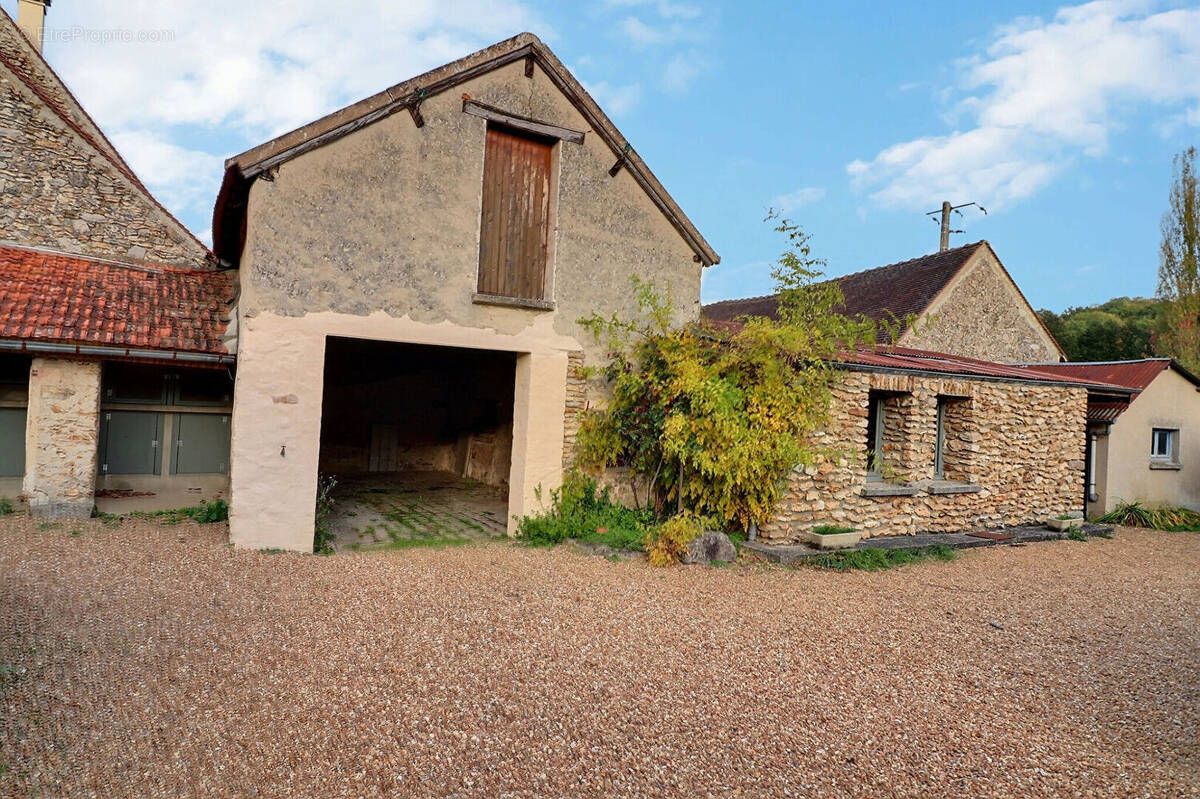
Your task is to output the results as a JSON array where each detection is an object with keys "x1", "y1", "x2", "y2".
[{"x1": 8, "y1": 0, "x2": 1198, "y2": 312}]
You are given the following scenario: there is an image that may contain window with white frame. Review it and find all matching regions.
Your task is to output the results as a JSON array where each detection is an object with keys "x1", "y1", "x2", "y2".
[{"x1": 1151, "y1": 428, "x2": 1179, "y2": 464}]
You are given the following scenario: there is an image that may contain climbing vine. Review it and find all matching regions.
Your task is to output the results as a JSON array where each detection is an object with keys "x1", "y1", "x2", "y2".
[{"x1": 576, "y1": 216, "x2": 886, "y2": 531}]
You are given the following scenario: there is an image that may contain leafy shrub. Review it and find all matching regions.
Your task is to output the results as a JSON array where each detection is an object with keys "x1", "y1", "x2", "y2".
[
  {"x1": 192, "y1": 499, "x2": 228, "y2": 524},
  {"x1": 1066, "y1": 528, "x2": 1088, "y2": 542},
  {"x1": 518, "y1": 472, "x2": 654, "y2": 550},
  {"x1": 0, "y1": 497, "x2": 13, "y2": 516},
  {"x1": 313, "y1": 474, "x2": 338, "y2": 554},
  {"x1": 644, "y1": 513, "x2": 706, "y2": 567},
  {"x1": 575, "y1": 216, "x2": 886, "y2": 531},
  {"x1": 1097, "y1": 501, "x2": 1200, "y2": 531},
  {"x1": 811, "y1": 524, "x2": 856, "y2": 535}
]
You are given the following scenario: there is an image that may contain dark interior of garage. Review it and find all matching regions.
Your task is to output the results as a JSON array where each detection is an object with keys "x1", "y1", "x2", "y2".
[{"x1": 319, "y1": 337, "x2": 517, "y2": 495}]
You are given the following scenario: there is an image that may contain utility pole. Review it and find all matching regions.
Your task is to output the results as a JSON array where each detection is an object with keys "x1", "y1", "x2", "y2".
[{"x1": 926, "y1": 201, "x2": 987, "y2": 252}]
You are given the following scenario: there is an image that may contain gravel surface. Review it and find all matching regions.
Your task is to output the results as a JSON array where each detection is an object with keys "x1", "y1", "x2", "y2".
[{"x1": 1, "y1": 518, "x2": 1197, "y2": 798}]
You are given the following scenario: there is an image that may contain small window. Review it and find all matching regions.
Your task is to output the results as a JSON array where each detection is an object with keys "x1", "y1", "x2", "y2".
[
  {"x1": 477, "y1": 125, "x2": 553, "y2": 302},
  {"x1": 1151, "y1": 428, "x2": 1179, "y2": 463},
  {"x1": 934, "y1": 398, "x2": 948, "y2": 479},
  {"x1": 865, "y1": 393, "x2": 887, "y2": 479}
]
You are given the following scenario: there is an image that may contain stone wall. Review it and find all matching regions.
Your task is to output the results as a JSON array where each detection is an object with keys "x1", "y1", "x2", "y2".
[
  {"x1": 22, "y1": 357, "x2": 101, "y2": 519},
  {"x1": 901, "y1": 251, "x2": 1061, "y2": 364},
  {"x1": 760, "y1": 370, "x2": 1087, "y2": 544},
  {"x1": 0, "y1": 57, "x2": 207, "y2": 266},
  {"x1": 563, "y1": 351, "x2": 586, "y2": 469}
]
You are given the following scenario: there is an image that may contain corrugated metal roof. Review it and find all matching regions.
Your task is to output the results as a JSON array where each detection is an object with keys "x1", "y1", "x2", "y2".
[
  {"x1": 1022, "y1": 359, "x2": 1178, "y2": 391},
  {"x1": 833, "y1": 346, "x2": 1133, "y2": 391}
]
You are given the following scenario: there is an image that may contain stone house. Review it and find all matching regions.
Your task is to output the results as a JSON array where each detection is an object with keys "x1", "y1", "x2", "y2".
[
  {"x1": 703, "y1": 241, "x2": 1065, "y2": 365},
  {"x1": 0, "y1": 3, "x2": 237, "y2": 518},
  {"x1": 209, "y1": 33, "x2": 718, "y2": 551},
  {"x1": 756, "y1": 348, "x2": 1135, "y2": 545},
  {"x1": 1024, "y1": 359, "x2": 1200, "y2": 515}
]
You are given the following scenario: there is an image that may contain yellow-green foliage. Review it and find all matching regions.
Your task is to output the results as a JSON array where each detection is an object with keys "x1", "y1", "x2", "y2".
[
  {"x1": 645, "y1": 514, "x2": 704, "y2": 567},
  {"x1": 577, "y1": 216, "x2": 884, "y2": 531}
]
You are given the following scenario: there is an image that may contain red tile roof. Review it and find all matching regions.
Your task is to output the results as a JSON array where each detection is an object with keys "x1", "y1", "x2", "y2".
[
  {"x1": 832, "y1": 345, "x2": 1133, "y2": 391},
  {"x1": 703, "y1": 242, "x2": 984, "y2": 334},
  {"x1": 0, "y1": 245, "x2": 235, "y2": 355}
]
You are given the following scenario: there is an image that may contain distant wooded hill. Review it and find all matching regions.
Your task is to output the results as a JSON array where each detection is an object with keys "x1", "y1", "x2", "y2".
[{"x1": 1037, "y1": 297, "x2": 1163, "y2": 362}]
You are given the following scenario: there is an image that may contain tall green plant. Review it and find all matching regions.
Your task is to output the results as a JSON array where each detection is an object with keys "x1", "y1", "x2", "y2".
[
  {"x1": 576, "y1": 216, "x2": 879, "y2": 530},
  {"x1": 1157, "y1": 146, "x2": 1200, "y2": 372}
]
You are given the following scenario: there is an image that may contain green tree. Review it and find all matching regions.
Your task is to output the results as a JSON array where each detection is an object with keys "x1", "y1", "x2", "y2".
[
  {"x1": 1038, "y1": 297, "x2": 1161, "y2": 361},
  {"x1": 1157, "y1": 146, "x2": 1200, "y2": 372},
  {"x1": 575, "y1": 217, "x2": 881, "y2": 530}
]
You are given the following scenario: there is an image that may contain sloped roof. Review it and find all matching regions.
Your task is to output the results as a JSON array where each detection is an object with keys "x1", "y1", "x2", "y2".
[
  {"x1": 0, "y1": 244, "x2": 235, "y2": 355},
  {"x1": 703, "y1": 242, "x2": 984, "y2": 329},
  {"x1": 213, "y1": 32, "x2": 717, "y2": 268},
  {"x1": 1023, "y1": 358, "x2": 1200, "y2": 393},
  {"x1": 0, "y1": 7, "x2": 209, "y2": 258},
  {"x1": 832, "y1": 345, "x2": 1133, "y2": 392}
]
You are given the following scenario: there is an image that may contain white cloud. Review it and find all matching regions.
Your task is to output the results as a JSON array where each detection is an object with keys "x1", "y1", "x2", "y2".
[
  {"x1": 604, "y1": 0, "x2": 703, "y2": 20},
  {"x1": 583, "y1": 80, "x2": 643, "y2": 116},
  {"x1": 774, "y1": 186, "x2": 826, "y2": 213},
  {"x1": 661, "y1": 50, "x2": 705, "y2": 92},
  {"x1": 620, "y1": 16, "x2": 664, "y2": 48},
  {"x1": 848, "y1": 0, "x2": 1200, "y2": 210},
  {"x1": 110, "y1": 131, "x2": 224, "y2": 216}
]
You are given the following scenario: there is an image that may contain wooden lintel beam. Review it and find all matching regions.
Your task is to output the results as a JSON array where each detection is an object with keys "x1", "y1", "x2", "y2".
[{"x1": 462, "y1": 99, "x2": 584, "y2": 144}]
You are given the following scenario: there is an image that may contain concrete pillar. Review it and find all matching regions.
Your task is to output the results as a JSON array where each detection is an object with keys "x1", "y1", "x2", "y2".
[
  {"x1": 23, "y1": 357, "x2": 101, "y2": 520},
  {"x1": 507, "y1": 351, "x2": 567, "y2": 534},
  {"x1": 227, "y1": 329, "x2": 325, "y2": 552}
]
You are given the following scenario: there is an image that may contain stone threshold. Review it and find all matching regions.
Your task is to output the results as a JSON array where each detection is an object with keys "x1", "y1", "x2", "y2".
[{"x1": 743, "y1": 523, "x2": 1116, "y2": 565}]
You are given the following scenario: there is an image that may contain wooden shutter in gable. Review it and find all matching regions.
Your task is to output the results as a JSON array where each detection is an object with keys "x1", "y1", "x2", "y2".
[{"x1": 478, "y1": 126, "x2": 552, "y2": 301}]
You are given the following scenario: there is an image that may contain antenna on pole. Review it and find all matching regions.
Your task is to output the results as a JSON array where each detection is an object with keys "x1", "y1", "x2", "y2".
[{"x1": 926, "y1": 201, "x2": 987, "y2": 252}]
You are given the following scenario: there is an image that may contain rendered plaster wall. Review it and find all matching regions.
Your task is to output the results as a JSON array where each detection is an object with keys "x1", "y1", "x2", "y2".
[
  {"x1": 760, "y1": 371, "x2": 1087, "y2": 544},
  {"x1": 0, "y1": 46, "x2": 206, "y2": 265},
  {"x1": 22, "y1": 357, "x2": 100, "y2": 519},
  {"x1": 228, "y1": 313, "x2": 568, "y2": 551},
  {"x1": 1099, "y1": 369, "x2": 1200, "y2": 512},
  {"x1": 901, "y1": 250, "x2": 1061, "y2": 364},
  {"x1": 230, "y1": 58, "x2": 704, "y2": 551}
]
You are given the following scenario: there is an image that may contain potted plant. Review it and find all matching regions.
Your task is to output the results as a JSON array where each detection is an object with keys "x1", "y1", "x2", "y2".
[
  {"x1": 1046, "y1": 513, "x2": 1084, "y2": 532},
  {"x1": 804, "y1": 524, "x2": 862, "y2": 550}
]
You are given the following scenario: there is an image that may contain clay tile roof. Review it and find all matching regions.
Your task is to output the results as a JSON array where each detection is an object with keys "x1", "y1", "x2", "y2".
[
  {"x1": 833, "y1": 345, "x2": 1134, "y2": 391},
  {"x1": 0, "y1": 245, "x2": 235, "y2": 355},
  {"x1": 703, "y1": 242, "x2": 985, "y2": 337}
]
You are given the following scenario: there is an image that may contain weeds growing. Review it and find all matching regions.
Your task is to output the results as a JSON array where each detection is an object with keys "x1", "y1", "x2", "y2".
[
  {"x1": 811, "y1": 545, "x2": 956, "y2": 572},
  {"x1": 1096, "y1": 502, "x2": 1200, "y2": 532}
]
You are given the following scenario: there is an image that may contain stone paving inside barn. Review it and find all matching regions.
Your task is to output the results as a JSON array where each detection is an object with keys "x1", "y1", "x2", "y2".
[{"x1": 326, "y1": 471, "x2": 509, "y2": 550}]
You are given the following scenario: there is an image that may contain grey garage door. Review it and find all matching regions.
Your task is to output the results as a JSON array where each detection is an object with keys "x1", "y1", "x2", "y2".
[
  {"x1": 99, "y1": 411, "x2": 163, "y2": 475},
  {"x1": 171, "y1": 414, "x2": 230, "y2": 474},
  {"x1": 0, "y1": 407, "x2": 26, "y2": 477}
]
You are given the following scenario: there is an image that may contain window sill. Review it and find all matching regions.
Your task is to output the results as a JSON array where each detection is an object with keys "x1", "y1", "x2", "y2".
[
  {"x1": 861, "y1": 482, "x2": 920, "y2": 497},
  {"x1": 1149, "y1": 461, "x2": 1181, "y2": 471},
  {"x1": 472, "y1": 293, "x2": 555, "y2": 311},
  {"x1": 924, "y1": 480, "x2": 982, "y2": 495}
]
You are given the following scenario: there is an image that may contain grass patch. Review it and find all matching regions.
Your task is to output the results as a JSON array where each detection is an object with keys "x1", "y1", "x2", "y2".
[
  {"x1": 0, "y1": 497, "x2": 13, "y2": 516},
  {"x1": 95, "y1": 499, "x2": 230, "y2": 527},
  {"x1": 811, "y1": 544, "x2": 956, "y2": 572},
  {"x1": 349, "y1": 535, "x2": 473, "y2": 551},
  {"x1": 811, "y1": 524, "x2": 857, "y2": 535},
  {"x1": 1096, "y1": 502, "x2": 1200, "y2": 532},
  {"x1": 518, "y1": 473, "x2": 655, "y2": 552},
  {"x1": 1066, "y1": 528, "x2": 1088, "y2": 542}
]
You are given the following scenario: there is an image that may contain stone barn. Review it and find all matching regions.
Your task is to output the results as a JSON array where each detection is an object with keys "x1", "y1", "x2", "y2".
[{"x1": 210, "y1": 33, "x2": 719, "y2": 551}]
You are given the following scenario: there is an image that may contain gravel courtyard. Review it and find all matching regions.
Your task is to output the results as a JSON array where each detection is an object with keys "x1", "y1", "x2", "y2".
[{"x1": 1, "y1": 518, "x2": 1196, "y2": 798}]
